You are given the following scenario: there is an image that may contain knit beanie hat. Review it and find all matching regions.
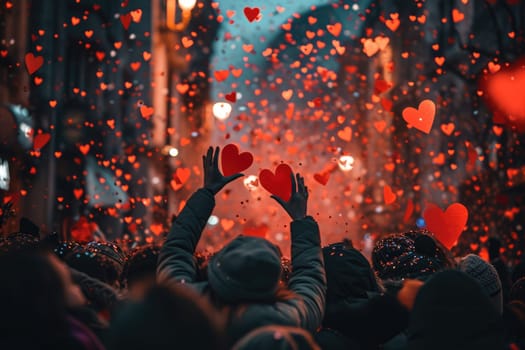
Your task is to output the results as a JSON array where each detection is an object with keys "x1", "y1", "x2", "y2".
[
  {"x1": 232, "y1": 325, "x2": 320, "y2": 350},
  {"x1": 458, "y1": 254, "x2": 503, "y2": 314},
  {"x1": 323, "y1": 240, "x2": 380, "y2": 302},
  {"x1": 207, "y1": 236, "x2": 282, "y2": 303},
  {"x1": 408, "y1": 270, "x2": 505, "y2": 350},
  {"x1": 65, "y1": 242, "x2": 125, "y2": 286},
  {"x1": 372, "y1": 230, "x2": 447, "y2": 281}
]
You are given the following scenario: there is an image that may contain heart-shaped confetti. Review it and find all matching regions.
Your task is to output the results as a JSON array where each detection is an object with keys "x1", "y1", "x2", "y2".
[
  {"x1": 220, "y1": 144, "x2": 253, "y2": 176},
  {"x1": 120, "y1": 13, "x2": 132, "y2": 29},
  {"x1": 79, "y1": 144, "x2": 90, "y2": 155},
  {"x1": 140, "y1": 105, "x2": 154, "y2": 118},
  {"x1": 402, "y1": 99, "x2": 436, "y2": 134},
  {"x1": 221, "y1": 218, "x2": 235, "y2": 231},
  {"x1": 313, "y1": 172, "x2": 330, "y2": 186},
  {"x1": 259, "y1": 164, "x2": 293, "y2": 201},
  {"x1": 423, "y1": 203, "x2": 468, "y2": 249},
  {"x1": 33, "y1": 133, "x2": 50, "y2": 150},
  {"x1": 243, "y1": 7, "x2": 260, "y2": 22},
  {"x1": 326, "y1": 23, "x2": 342, "y2": 37},
  {"x1": 150, "y1": 223, "x2": 164, "y2": 236},
  {"x1": 214, "y1": 70, "x2": 229, "y2": 82},
  {"x1": 25, "y1": 53, "x2": 43, "y2": 75},
  {"x1": 383, "y1": 185, "x2": 397, "y2": 204},
  {"x1": 170, "y1": 167, "x2": 191, "y2": 191},
  {"x1": 225, "y1": 92, "x2": 236, "y2": 103}
]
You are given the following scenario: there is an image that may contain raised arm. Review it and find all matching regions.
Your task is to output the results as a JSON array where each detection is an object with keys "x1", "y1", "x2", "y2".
[
  {"x1": 272, "y1": 173, "x2": 326, "y2": 332},
  {"x1": 157, "y1": 146, "x2": 243, "y2": 285}
]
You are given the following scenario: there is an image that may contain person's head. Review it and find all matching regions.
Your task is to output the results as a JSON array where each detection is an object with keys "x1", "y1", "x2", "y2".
[
  {"x1": 109, "y1": 284, "x2": 225, "y2": 350},
  {"x1": 122, "y1": 245, "x2": 160, "y2": 299},
  {"x1": 323, "y1": 240, "x2": 381, "y2": 303},
  {"x1": 232, "y1": 325, "x2": 320, "y2": 350},
  {"x1": 0, "y1": 232, "x2": 40, "y2": 255},
  {"x1": 372, "y1": 230, "x2": 454, "y2": 281},
  {"x1": 408, "y1": 270, "x2": 505, "y2": 350},
  {"x1": 65, "y1": 241, "x2": 125, "y2": 288},
  {"x1": 458, "y1": 254, "x2": 503, "y2": 314},
  {"x1": 0, "y1": 250, "x2": 85, "y2": 348},
  {"x1": 207, "y1": 236, "x2": 283, "y2": 304}
]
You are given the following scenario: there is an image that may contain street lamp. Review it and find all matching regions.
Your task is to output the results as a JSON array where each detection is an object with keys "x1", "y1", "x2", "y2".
[{"x1": 166, "y1": 0, "x2": 196, "y2": 31}]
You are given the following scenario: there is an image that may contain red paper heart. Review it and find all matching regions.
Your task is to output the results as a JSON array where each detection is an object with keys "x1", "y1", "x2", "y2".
[
  {"x1": 481, "y1": 59, "x2": 525, "y2": 132},
  {"x1": 225, "y1": 92, "x2": 237, "y2": 103},
  {"x1": 73, "y1": 188, "x2": 84, "y2": 200},
  {"x1": 220, "y1": 144, "x2": 253, "y2": 176},
  {"x1": 33, "y1": 133, "x2": 50, "y2": 149},
  {"x1": 170, "y1": 167, "x2": 191, "y2": 191},
  {"x1": 402, "y1": 99, "x2": 436, "y2": 134},
  {"x1": 174, "y1": 167, "x2": 191, "y2": 184},
  {"x1": 140, "y1": 105, "x2": 154, "y2": 119},
  {"x1": 79, "y1": 144, "x2": 90, "y2": 155},
  {"x1": 25, "y1": 53, "x2": 43, "y2": 75},
  {"x1": 243, "y1": 7, "x2": 260, "y2": 22},
  {"x1": 383, "y1": 185, "x2": 396, "y2": 204},
  {"x1": 214, "y1": 70, "x2": 229, "y2": 82},
  {"x1": 313, "y1": 172, "x2": 330, "y2": 186},
  {"x1": 259, "y1": 164, "x2": 293, "y2": 201},
  {"x1": 150, "y1": 223, "x2": 164, "y2": 236},
  {"x1": 120, "y1": 13, "x2": 132, "y2": 30},
  {"x1": 423, "y1": 203, "x2": 468, "y2": 249}
]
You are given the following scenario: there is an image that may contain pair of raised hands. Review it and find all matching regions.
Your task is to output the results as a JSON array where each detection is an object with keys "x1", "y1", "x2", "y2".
[{"x1": 202, "y1": 146, "x2": 308, "y2": 221}]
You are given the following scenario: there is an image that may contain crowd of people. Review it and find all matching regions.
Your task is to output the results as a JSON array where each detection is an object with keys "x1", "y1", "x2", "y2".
[{"x1": 1, "y1": 146, "x2": 525, "y2": 349}]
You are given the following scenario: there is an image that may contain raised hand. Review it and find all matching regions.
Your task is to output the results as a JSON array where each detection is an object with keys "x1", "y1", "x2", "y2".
[
  {"x1": 202, "y1": 146, "x2": 244, "y2": 195},
  {"x1": 271, "y1": 173, "x2": 308, "y2": 221}
]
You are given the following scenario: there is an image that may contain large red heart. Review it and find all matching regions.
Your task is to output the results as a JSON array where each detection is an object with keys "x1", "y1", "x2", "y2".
[
  {"x1": 25, "y1": 53, "x2": 43, "y2": 75},
  {"x1": 220, "y1": 144, "x2": 253, "y2": 176},
  {"x1": 402, "y1": 99, "x2": 435, "y2": 134},
  {"x1": 423, "y1": 203, "x2": 468, "y2": 249},
  {"x1": 259, "y1": 164, "x2": 293, "y2": 201},
  {"x1": 480, "y1": 59, "x2": 525, "y2": 132}
]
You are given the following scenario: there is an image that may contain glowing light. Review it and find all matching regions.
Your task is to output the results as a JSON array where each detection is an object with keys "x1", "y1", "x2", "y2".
[
  {"x1": 208, "y1": 215, "x2": 219, "y2": 226},
  {"x1": 338, "y1": 155, "x2": 355, "y2": 171},
  {"x1": 19, "y1": 123, "x2": 33, "y2": 139},
  {"x1": 243, "y1": 175, "x2": 259, "y2": 191},
  {"x1": 213, "y1": 102, "x2": 232, "y2": 121},
  {"x1": 0, "y1": 158, "x2": 10, "y2": 191},
  {"x1": 178, "y1": 0, "x2": 196, "y2": 11},
  {"x1": 168, "y1": 147, "x2": 179, "y2": 157}
]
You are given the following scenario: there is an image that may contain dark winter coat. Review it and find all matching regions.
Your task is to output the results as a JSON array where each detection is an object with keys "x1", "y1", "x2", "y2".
[
  {"x1": 319, "y1": 243, "x2": 409, "y2": 350},
  {"x1": 157, "y1": 188, "x2": 326, "y2": 343},
  {"x1": 408, "y1": 270, "x2": 505, "y2": 350}
]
